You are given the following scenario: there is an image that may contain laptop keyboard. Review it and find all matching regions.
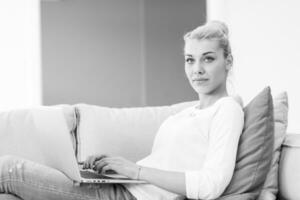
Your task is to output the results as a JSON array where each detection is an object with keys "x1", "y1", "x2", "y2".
[{"x1": 80, "y1": 170, "x2": 129, "y2": 180}]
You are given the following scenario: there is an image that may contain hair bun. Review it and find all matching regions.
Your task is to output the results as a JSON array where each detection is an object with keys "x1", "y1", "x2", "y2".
[{"x1": 210, "y1": 20, "x2": 229, "y2": 37}]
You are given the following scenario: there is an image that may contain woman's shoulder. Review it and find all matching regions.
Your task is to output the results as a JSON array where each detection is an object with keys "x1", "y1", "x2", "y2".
[
  {"x1": 217, "y1": 96, "x2": 243, "y2": 108},
  {"x1": 215, "y1": 96, "x2": 244, "y2": 117}
]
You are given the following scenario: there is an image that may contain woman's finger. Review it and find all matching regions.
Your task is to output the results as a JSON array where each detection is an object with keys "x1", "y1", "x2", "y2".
[
  {"x1": 97, "y1": 154, "x2": 108, "y2": 162},
  {"x1": 94, "y1": 158, "x2": 110, "y2": 173},
  {"x1": 84, "y1": 154, "x2": 108, "y2": 169},
  {"x1": 88, "y1": 156, "x2": 95, "y2": 169},
  {"x1": 83, "y1": 155, "x2": 94, "y2": 169},
  {"x1": 102, "y1": 164, "x2": 113, "y2": 174},
  {"x1": 88, "y1": 156, "x2": 99, "y2": 169}
]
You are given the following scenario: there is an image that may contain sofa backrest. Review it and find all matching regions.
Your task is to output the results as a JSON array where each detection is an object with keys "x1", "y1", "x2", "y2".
[
  {"x1": 74, "y1": 101, "x2": 197, "y2": 162},
  {"x1": 53, "y1": 104, "x2": 77, "y2": 151}
]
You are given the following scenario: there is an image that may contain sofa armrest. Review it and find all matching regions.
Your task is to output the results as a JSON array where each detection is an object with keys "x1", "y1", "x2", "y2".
[
  {"x1": 282, "y1": 133, "x2": 300, "y2": 147},
  {"x1": 278, "y1": 133, "x2": 300, "y2": 200}
]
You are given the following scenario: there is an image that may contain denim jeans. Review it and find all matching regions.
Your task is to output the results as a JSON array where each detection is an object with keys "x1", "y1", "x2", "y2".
[{"x1": 0, "y1": 155, "x2": 136, "y2": 200}]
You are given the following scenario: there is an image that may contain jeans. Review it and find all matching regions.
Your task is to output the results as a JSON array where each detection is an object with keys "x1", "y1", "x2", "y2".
[{"x1": 0, "y1": 155, "x2": 136, "y2": 200}]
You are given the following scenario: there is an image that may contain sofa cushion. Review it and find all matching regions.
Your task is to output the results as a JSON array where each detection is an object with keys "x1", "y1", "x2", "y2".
[
  {"x1": 75, "y1": 102, "x2": 197, "y2": 162},
  {"x1": 219, "y1": 87, "x2": 274, "y2": 198},
  {"x1": 258, "y1": 92, "x2": 288, "y2": 200}
]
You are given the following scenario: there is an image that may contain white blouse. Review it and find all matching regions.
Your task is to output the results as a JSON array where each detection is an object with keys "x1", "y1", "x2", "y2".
[{"x1": 125, "y1": 97, "x2": 244, "y2": 200}]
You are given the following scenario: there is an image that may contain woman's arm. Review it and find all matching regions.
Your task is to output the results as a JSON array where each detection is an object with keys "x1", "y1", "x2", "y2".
[
  {"x1": 136, "y1": 165, "x2": 186, "y2": 196},
  {"x1": 90, "y1": 156, "x2": 187, "y2": 196}
]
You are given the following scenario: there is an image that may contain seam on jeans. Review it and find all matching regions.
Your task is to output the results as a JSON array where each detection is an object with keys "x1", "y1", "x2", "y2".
[{"x1": 0, "y1": 179, "x2": 96, "y2": 200}]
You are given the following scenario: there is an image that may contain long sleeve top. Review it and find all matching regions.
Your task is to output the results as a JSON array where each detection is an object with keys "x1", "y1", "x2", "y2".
[{"x1": 125, "y1": 96, "x2": 244, "y2": 200}]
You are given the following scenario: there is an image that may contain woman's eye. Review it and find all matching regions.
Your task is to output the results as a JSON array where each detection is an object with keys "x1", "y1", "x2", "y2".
[
  {"x1": 203, "y1": 56, "x2": 215, "y2": 63},
  {"x1": 185, "y1": 58, "x2": 194, "y2": 64}
]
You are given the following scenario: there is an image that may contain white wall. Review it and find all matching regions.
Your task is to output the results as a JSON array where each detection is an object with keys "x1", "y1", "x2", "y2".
[
  {"x1": 208, "y1": 0, "x2": 300, "y2": 133},
  {"x1": 0, "y1": 0, "x2": 41, "y2": 109}
]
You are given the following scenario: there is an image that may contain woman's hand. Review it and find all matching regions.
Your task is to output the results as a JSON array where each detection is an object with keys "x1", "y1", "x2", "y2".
[
  {"x1": 84, "y1": 155, "x2": 186, "y2": 195},
  {"x1": 94, "y1": 156, "x2": 140, "y2": 179},
  {"x1": 82, "y1": 154, "x2": 107, "y2": 169}
]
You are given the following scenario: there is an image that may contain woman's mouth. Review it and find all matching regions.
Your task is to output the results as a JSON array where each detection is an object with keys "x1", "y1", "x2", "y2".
[{"x1": 193, "y1": 78, "x2": 209, "y2": 84}]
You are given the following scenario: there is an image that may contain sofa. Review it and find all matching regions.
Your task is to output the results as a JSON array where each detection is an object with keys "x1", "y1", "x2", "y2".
[{"x1": 0, "y1": 89, "x2": 299, "y2": 200}]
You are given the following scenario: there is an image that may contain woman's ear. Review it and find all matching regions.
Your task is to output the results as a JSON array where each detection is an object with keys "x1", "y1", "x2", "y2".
[{"x1": 225, "y1": 55, "x2": 233, "y2": 71}]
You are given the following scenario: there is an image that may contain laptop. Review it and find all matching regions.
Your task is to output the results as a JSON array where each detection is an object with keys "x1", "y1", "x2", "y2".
[{"x1": 0, "y1": 107, "x2": 145, "y2": 185}]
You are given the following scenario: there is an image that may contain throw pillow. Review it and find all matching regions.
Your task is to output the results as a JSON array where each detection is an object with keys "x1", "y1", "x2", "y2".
[
  {"x1": 258, "y1": 92, "x2": 288, "y2": 200},
  {"x1": 218, "y1": 86, "x2": 275, "y2": 199}
]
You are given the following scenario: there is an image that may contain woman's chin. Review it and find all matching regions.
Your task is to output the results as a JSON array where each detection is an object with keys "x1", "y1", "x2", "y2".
[{"x1": 192, "y1": 85, "x2": 211, "y2": 94}]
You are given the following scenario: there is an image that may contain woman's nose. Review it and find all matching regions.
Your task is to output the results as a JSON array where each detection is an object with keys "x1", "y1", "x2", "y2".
[{"x1": 194, "y1": 62, "x2": 205, "y2": 74}]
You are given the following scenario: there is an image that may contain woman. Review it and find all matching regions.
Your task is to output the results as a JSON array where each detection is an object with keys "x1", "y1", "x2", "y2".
[{"x1": 0, "y1": 21, "x2": 244, "y2": 200}]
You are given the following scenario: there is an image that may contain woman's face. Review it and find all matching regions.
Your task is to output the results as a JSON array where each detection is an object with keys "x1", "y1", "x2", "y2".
[{"x1": 184, "y1": 39, "x2": 231, "y2": 96}]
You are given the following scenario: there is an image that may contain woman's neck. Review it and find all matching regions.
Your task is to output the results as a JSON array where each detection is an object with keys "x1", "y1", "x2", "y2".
[{"x1": 197, "y1": 91, "x2": 228, "y2": 110}]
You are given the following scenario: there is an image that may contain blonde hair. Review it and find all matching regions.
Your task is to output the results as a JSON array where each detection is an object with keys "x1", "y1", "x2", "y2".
[
  {"x1": 184, "y1": 20, "x2": 232, "y2": 58},
  {"x1": 184, "y1": 21, "x2": 237, "y2": 96}
]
